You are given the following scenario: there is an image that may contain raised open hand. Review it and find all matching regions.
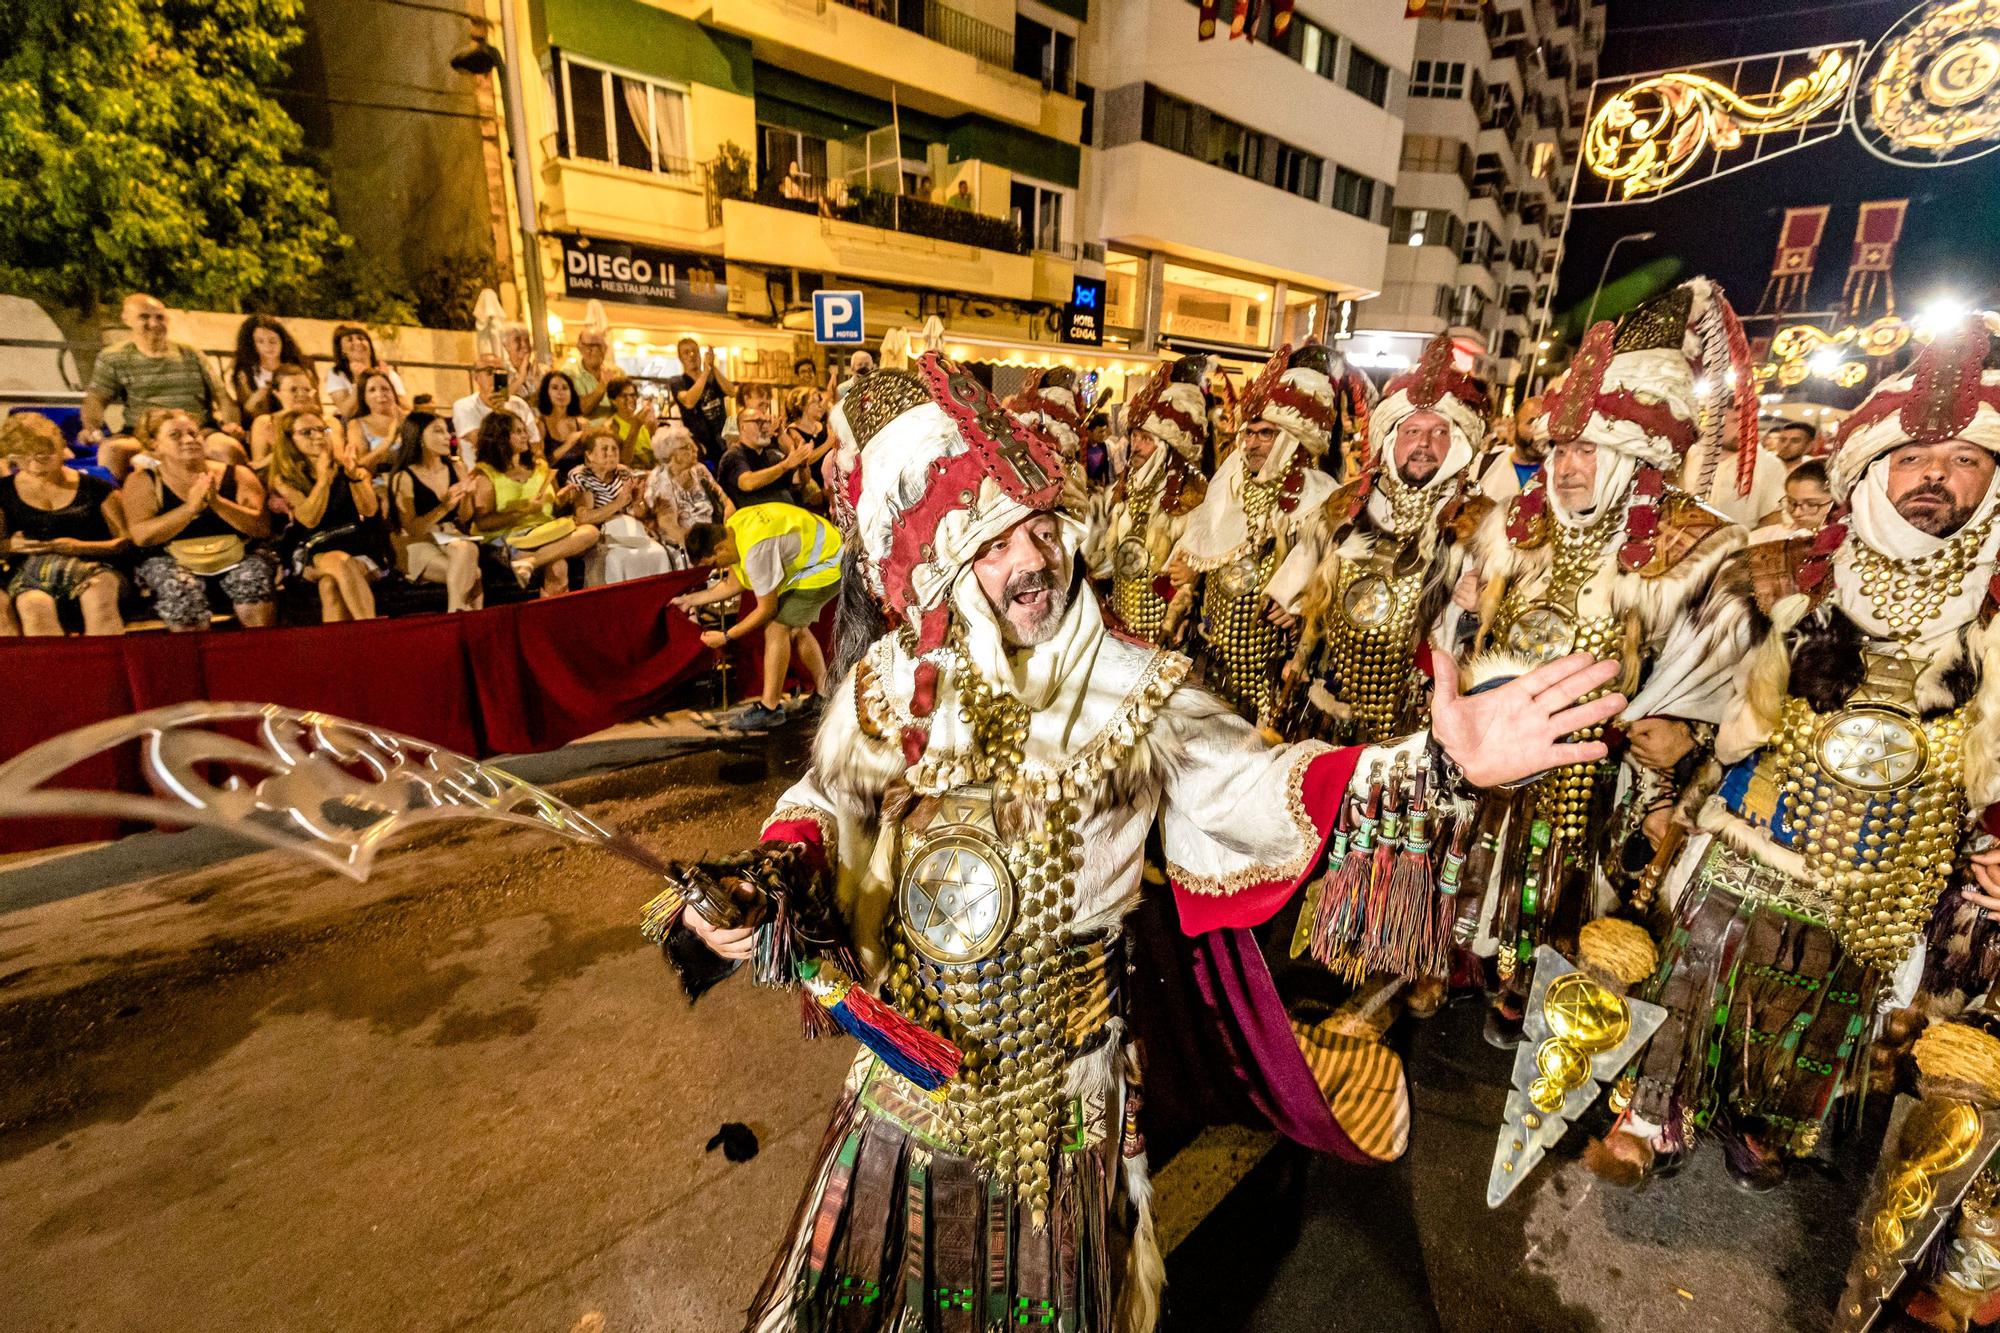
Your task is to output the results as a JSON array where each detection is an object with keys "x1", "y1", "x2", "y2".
[{"x1": 1430, "y1": 650, "x2": 1625, "y2": 790}]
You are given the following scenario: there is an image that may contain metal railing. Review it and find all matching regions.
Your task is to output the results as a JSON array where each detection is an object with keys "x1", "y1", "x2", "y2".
[
  {"x1": 828, "y1": 0, "x2": 1017, "y2": 70},
  {"x1": 706, "y1": 160, "x2": 1028, "y2": 254}
]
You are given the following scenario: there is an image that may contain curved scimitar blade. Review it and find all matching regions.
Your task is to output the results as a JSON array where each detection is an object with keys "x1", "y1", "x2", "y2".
[{"x1": 0, "y1": 702, "x2": 672, "y2": 883}]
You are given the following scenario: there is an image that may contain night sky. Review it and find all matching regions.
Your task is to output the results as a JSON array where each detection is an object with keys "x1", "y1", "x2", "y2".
[{"x1": 1556, "y1": 0, "x2": 2000, "y2": 337}]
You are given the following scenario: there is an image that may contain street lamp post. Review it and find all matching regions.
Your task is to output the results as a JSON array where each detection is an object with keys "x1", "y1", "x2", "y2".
[{"x1": 1582, "y1": 230, "x2": 1656, "y2": 331}]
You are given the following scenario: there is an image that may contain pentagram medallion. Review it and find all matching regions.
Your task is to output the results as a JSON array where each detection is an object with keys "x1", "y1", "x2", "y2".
[
  {"x1": 1543, "y1": 971, "x2": 1631, "y2": 1050},
  {"x1": 1854, "y1": 0, "x2": 2000, "y2": 165},
  {"x1": 1212, "y1": 556, "x2": 1260, "y2": 600},
  {"x1": 1501, "y1": 602, "x2": 1577, "y2": 664},
  {"x1": 1816, "y1": 707, "x2": 1929, "y2": 791},
  {"x1": 1114, "y1": 537, "x2": 1152, "y2": 580},
  {"x1": 1340, "y1": 573, "x2": 1394, "y2": 628},
  {"x1": 897, "y1": 788, "x2": 1016, "y2": 965}
]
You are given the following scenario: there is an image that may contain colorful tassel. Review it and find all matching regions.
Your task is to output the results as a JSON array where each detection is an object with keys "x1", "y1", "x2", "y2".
[
  {"x1": 1292, "y1": 801, "x2": 1353, "y2": 958},
  {"x1": 1310, "y1": 771, "x2": 1382, "y2": 982},
  {"x1": 800, "y1": 960, "x2": 963, "y2": 1091},
  {"x1": 1382, "y1": 768, "x2": 1448, "y2": 980}
]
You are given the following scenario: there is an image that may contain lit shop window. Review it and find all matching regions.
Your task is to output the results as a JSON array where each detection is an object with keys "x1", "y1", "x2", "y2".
[
  {"x1": 1105, "y1": 250, "x2": 1145, "y2": 336},
  {"x1": 1159, "y1": 262, "x2": 1274, "y2": 349}
]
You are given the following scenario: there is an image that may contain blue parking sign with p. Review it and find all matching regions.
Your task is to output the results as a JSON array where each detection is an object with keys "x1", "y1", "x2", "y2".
[{"x1": 813, "y1": 290, "x2": 864, "y2": 345}]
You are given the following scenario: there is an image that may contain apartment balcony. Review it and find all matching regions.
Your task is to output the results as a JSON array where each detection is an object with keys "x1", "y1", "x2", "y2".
[
  {"x1": 1096, "y1": 142, "x2": 1388, "y2": 298},
  {"x1": 540, "y1": 153, "x2": 716, "y2": 248},
  {"x1": 696, "y1": 0, "x2": 1079, "y2": 134},
  {"x1": 707, "y1": 164, "x2": 1043, "y2": 300}
]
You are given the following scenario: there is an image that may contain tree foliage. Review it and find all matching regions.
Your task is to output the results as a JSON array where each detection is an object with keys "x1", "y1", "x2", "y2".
[{"x1": 0, "y1": 0, "x2": 344, "y2": 324}]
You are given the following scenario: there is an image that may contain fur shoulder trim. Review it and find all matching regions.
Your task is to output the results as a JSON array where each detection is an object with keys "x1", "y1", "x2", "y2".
[
  {"x1": 1967, "y1": 618, "x2": 2000, "y2": 807},
  {"x1": 809, "y1": 660, "x2": 906, "y2": 812},
  {"x1": 1715, "y1": 593, "x2": 1813, "y2": 764}
]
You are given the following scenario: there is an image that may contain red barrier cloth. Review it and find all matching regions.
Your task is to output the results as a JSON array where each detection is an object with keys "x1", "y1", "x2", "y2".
[{"x1": 0, "y1": 570, "x2": 727, "y2": 854}]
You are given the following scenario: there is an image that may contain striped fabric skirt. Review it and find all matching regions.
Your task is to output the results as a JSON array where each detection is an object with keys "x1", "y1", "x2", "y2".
[{"x1": 749, "y1": 1053, "x2": 1154, "y2": 1333}]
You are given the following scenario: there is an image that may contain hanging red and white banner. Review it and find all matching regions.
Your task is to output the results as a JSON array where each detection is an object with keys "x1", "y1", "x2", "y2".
[
  {"x1": 1758, "y1": 204, "x2": 1829, "y2": 315},
  {"x1": 1842, "y1": 198, "x2": 1908, "y2": 317}
]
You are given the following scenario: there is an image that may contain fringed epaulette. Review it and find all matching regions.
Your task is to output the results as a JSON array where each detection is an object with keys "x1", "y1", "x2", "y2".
[
  {"x1": 1439, "y1": 491, "x2": 1494, "y2": 546},
  {"x1": 1322, "y1": 474, "x2": 1372, "y2": 534},
  {"x1": 1742, "y1": 535, "x2": 1813, "y2": 614},
  {"x1": 1164, "y1": 468, "x2": 1207, "y2": 517},
  {"x1": 1635, "y1": 489, "x2": 1735, "y2": 578},
  {"x1": 1504, "y1": 475, "x2": 1553, "y2": 550}
]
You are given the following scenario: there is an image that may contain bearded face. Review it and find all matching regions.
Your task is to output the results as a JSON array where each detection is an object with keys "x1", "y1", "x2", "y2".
[
  {"x1": 1128, "y1": 428, "x2": 1160, "y2": 463},
  {"x1": 971, "y1": 512, "x2": 1072, "y2": 645},
  {"x1": 1885, "y1": 440, "x2": 1998, "y2": 537},
  {"x1": 1393, "y1": 410, "x2": 1452, "y2": 487}
]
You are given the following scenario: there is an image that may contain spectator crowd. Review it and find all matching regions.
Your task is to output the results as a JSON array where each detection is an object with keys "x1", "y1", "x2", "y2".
[{"x1": 0, "y1": 294, "x2": 846, "y2": 637}]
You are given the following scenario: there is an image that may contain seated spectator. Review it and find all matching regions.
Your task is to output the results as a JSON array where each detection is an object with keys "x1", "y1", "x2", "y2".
[
  {"x1": 323, "y1": 324, "x2": 407, "y2": 418},
  {"x1": 538, "y1": 371, "x2": 587, "y2": 475},
  {"x1": 568, "y1": 431, "x2": 672, "y2": 585},
  {"x1": 563, "y1": 329, "x2": 620, "y2": 419},
  {"x1": 387, "y1": 411, "x2": 481, "y2": 612},
  {"x1": 122, "y1": 408, "x2": 277, "y2": 632},
  {"x1": 248, "y1": 364, "x2": 321, "y2": 473},
  {"x1": 268, "y1": 409, "x2": 383, "y2": 623},
  {"x1": 501, "y1": 322, "x2": 546, "y2": 402},
  {"x1": 83, "y1": 293, "x2": 244, "y2": 481},
  {"x1": 452, "y1": 356, "x2": 541, "y2": 469},
  {"x1": 718, "y1": 399, "x2": 808, "y2": 509},
  {"x1": 345, "y1": 369, "x2": 406, "y2": 474},
  {"x1": 604, "y1": 377, "x2": 659, "y2": 467},
  {"x1": 672, "y1": 505, "x2": 840, "y2": 731},
  {"x1": 0, "y1": 412, "x2": 129, "y2": 636},
  {"x1": 468, "y1": 411, "x2": 598, "y2": 597},
  {"x1": 645, "y1": 424, "x2": 731, "y2": 567},
  {"x1": 228, "y1": 315, "x2": 310, "y2": 426}
]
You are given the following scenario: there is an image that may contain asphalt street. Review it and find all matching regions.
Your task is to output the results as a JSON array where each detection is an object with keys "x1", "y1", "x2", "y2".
[{"x1": 0, "y1": 723, "x2": 1875, "y2": 1332}]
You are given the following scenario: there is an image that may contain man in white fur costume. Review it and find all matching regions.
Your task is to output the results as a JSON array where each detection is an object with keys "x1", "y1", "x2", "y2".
[
  {"x1": 1166, "y1": 344, "x2": 1345, "y2": 739},
  {"x1": 1287, "y1": 331, "x2": 1490, "y2": 747},
  {"x1": 1086, "y1": 356, "x2": 1210, "y2": 644},
  {"x1": 642, "y1": 351, "x2": 1629, "y2": 1331},
  {"x1": 1588, "y1": 314, "x2": 2000, "y2": 1191},
  {"x1": 1456, "y1": 280, "x2": 1749, "y2": 1044}
]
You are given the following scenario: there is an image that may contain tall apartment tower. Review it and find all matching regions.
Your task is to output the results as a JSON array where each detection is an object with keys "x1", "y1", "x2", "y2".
[
  {"x1": 1359, "y1": 0, "x2": 1605, "y2": 395},
  {"x1": 1076, "y1": 0, "x2": 1415, "y2": 377}
]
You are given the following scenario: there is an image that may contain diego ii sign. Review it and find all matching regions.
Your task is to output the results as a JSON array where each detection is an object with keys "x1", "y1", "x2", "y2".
[{"x1": 560, "y1": 235, "x2": 728, "y2": 314}]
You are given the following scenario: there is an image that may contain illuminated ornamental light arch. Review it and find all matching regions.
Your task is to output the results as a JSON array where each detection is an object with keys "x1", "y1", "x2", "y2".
[
  {"x1": 1582, "y1": 49, "x2": 1856, "y2": 201},
  {"x1": 1574, "y1": 2, "x2": 2000, "y2": 205},
  {"x1": 1856, "y1": 0, "x2": 2000, "y2": 165}
]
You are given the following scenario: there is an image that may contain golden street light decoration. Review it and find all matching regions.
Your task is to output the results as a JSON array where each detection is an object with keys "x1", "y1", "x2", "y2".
[
  {"x1": 1762, "y1": 315, "x2": 1914, "y2": 390},
  {"x1": 1582, "y1": 48, "x2": 1856, "y2": 199},
  {"x1": 1856, "y1": 0, "x2": 2000, "y2": 165}
]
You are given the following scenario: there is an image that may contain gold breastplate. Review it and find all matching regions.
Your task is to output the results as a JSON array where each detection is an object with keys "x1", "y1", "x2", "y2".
[
  {"x1": 1770, "y1": 650, "x2": 1972, "y2": 971},
  {"x1": 1488, "y1": 510, "x2": 1630, "y2": 843},
  {"x1": 1322, "y1": 553, "x2": 1428, "y2": 743},
  {"x1": 1491, "y1": 503, "x2": 1624, "y2": 667},
  {"x1": 881, "y1": 777, "x2": 1083, "y2": 1218},
  {"x1": 1111, "y1": 487, "x2": 1169, "y2": 642}
]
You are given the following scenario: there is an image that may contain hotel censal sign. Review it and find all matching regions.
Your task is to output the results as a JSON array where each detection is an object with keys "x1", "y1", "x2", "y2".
[{"x1": 560, "y1": 235, "x2": 729, "y2": 313}]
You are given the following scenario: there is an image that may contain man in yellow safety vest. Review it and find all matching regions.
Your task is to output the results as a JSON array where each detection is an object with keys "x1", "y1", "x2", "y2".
[{"x1": 674, "y1": 502, "x2": 843, "y2": 730}]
